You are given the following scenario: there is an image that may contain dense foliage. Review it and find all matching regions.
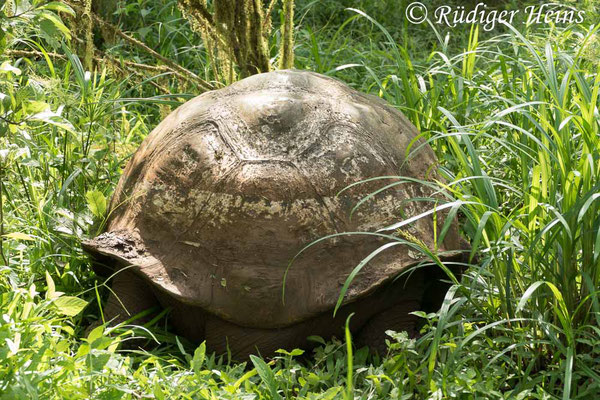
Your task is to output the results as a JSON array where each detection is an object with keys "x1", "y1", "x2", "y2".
[{"x1": 0, "y1": 0, "x2": 599, "y2": 398}]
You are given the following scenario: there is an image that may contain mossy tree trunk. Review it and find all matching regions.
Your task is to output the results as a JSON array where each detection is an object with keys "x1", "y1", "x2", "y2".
[
  {"x1": 279, "y1": 0, "x2": 294, "y2": 69},
  {"x1": 178, "y1": 0, "x2": 294, "y2": 83},
  {"x1": 65, "y1": 0, "x2": 294, "y2": 83},
  {"x1": 63, "y1": 0, "x2": 119, "y2": 70}
]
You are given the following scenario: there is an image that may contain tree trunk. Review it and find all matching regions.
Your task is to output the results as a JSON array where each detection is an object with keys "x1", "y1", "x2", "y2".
[
  {"x1": 179, "y1": 0, "x2": 294, "y2": 82},
  {"x1": 279, "y1": 0, "x2": 294, "y2": 69}
]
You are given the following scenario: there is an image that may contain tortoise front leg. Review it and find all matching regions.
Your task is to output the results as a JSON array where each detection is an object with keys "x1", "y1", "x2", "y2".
[
  {"x1": 355, "y1": 297, "x2": 421, "y2": 355},
  {"x1": 97, "y1": 269, "x2": 159, "y2": 328},
  {"x1": 355, "y1": 271, "x2": 425, "y2": 355}
]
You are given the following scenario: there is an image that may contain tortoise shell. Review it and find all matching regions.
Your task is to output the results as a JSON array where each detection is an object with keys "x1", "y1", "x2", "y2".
[{"x1": 83, "y1": 70, "x2": 463, "y2": 328}]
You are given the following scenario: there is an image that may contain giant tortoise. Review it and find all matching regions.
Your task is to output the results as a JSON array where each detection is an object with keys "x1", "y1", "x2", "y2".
[{"x1": 83, "y1": 70, "x2": 465, "y2": 359}]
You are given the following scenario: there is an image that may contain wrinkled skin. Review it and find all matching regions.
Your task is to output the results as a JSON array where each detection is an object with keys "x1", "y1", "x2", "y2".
[{"x1": 84, "y1": 70, "x2": 466, "y2": 359}]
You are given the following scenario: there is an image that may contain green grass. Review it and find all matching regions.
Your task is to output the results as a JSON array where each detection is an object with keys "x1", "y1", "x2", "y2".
[{"x1": 1, "y1": 0, "x2": 600, "y2": 398}]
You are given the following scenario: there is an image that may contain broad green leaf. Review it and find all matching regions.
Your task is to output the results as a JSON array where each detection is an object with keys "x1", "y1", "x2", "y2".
[
  {"x1": 86, "y1": 325, "x2": 104, "y2": 343},
  {"x1": 232, "y1": 369, "x2": 258, "y2": 391},
  {"x1": 250, "y1": 355, "x2": 282, "y2": 400},
  {"x1": 25, "y1": 100, "x2": 50, "y2": 114},
  {"x1": 39, "y1": 11, "x2": 71, "y2": 39},
  {"x1": 30, "y1": 108, "x2": 76, "y2": 132},
  {"x1": 54, "y1": 296, "x2": 88, "y2": 317},
  {"x1": 3, "y1": 232, "x2": 35, "y2": 241},
  {"x1": 40, "y1": 19, "x2": 61, "y2": 40},
  {"x1": 321, "y1": 387, "x2": 342, "y2": 400},
  {"x1": 275, "y1": 348, "x2": 304, "y2": 357},
  {"x1": 45, "y1": 271, "x2": 56, "y2": 300},
  {"x1": 86, "y1": 190, "x2": 107, "y2": 218},
  {"x1": 39, "y1": 2, "x2": 75, "y2": 15},
  {"x1": 153, "y1": 382, "x2": 166, "y2": 400},
  {"x1": 192, "y1": 342, "x2": 206, "y2": 375}
]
